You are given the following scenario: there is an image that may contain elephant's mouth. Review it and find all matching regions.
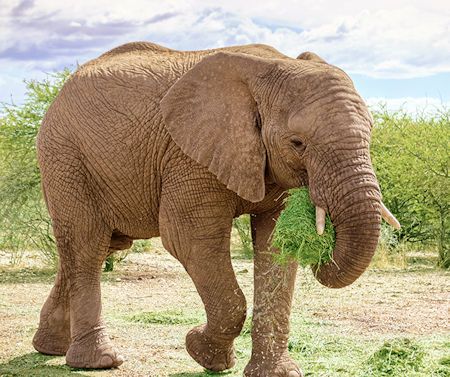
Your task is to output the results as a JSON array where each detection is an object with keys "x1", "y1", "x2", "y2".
[
  {"x1": 311, "y1": 196, "x2": 400, "y2": 288},
  {"x1": 314, "y1": 202, "x2": 400, "y2": 236}
]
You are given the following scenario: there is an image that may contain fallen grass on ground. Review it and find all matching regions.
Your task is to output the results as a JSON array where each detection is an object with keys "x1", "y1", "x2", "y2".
[
  {"x1": 126, "y1": 310, "x2": 201, "y2": 326},
  {"x1": 363, "y1": 338, "x2": 425, "y2": 376},
  {"x1": 0, "y1": 246, "x2": 448, "y2": 376}
]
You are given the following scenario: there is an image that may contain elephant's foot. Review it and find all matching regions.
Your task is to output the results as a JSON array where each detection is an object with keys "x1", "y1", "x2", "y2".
[
  {"x1": 244, "y1": 354, "x2": 303, "y2": 377},
  {"x1": 33, "y1": 300, "x2": 71, "y2": 356},
  {"x1": 65, "y1": 326, "x2": 123, "y2": 369},
  {"x1": 32, "y1": 326, "x2": 71, "y2": 356},
  {"x1": 186, "y1": 324, "x2": 236, "y2": 372}
]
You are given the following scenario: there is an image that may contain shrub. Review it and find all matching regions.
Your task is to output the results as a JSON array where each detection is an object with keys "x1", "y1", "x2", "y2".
[
  {"x1": 233, "y1": 214, "x2": 253, "y2": 257},
  {"x1": 0, "y1": 70, "x2": 71, "y2": 265},
  {"x1": 371, "y1": 107, "x2": 449, "y2": 268}
]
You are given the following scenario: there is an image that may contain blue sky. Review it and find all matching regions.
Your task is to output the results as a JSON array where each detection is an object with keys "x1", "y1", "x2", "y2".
[{"x1": 1, "y1": 0, "x2": 449, "y2": 113}]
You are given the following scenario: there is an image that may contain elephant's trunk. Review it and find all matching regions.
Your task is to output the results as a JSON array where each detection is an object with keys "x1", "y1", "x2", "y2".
[{"x1": 311, "y1": 167, "x2": 382, "y2": 288}]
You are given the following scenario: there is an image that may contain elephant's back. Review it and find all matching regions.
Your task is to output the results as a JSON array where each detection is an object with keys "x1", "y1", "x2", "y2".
[
  {"x1": 77, "y1": 41, "x2": 289, "y2": 80},
  {"x1": 92, "y1": 40, "x2": 288, "y2": 60},
  {"x1": 99, "y1": 41, "x2": 175, "y2": 57}
]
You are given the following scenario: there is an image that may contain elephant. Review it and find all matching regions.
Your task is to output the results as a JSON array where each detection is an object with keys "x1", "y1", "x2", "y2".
[{"x1": 32, "y1": 41, "x2": 399, "y2": 376}]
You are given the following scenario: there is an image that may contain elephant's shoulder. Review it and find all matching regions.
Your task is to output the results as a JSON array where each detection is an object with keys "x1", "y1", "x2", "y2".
[{"x1": 98, "y1": 42, "x2": 175, "y2": 58}]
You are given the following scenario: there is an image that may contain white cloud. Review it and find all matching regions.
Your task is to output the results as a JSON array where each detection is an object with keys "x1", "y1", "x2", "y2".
[
  {"x1": 0, "y1": 0, "x2": 449, "y2": 79},
  {"x1": 1, "y1": 1, "x2": 450, "y2": 103},
  {"x1": 139, "y1": 4, "x2": 450, "y2": 79}
]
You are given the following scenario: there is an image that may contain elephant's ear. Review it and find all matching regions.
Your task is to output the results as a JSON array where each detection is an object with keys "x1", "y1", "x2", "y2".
[
  {"x1": 297, "y1": 51, "x2": 327, "y2": 64},
  {"x1": 160, "y1": 52, "x2": 273, "y2": 203}
]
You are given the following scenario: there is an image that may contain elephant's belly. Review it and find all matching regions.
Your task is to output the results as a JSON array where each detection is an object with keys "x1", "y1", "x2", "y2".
[
  {"x1": 112, "y1": 216, "x2": 160, "y2": 240},
  {"x1": 94, "y1": 187, "x2": 161, "y2": 241}
]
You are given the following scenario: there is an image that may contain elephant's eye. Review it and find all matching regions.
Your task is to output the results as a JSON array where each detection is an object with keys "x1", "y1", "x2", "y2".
[{"x1": 290, "y1": 136, "x2": 304, "y2": 149}]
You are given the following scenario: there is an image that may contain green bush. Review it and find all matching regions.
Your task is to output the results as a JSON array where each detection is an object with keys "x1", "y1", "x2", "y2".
[
  {"x1": 233, "y1": 214, "x2": 253, "y2": 258},
  {"x1": 371, "y1": 107, "x2": 449, "y2": 268},
  {"x1": 0, "y1": 70, "x2": 71, "y2": 265}
]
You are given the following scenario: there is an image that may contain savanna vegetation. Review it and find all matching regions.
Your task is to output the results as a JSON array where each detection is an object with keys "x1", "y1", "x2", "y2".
[
  {"x1": 0, "y1": 71, "x2": 448, "y2": 376},
  {"x1": 0, "y1": 70, "x2": 448, "y2": 268}
]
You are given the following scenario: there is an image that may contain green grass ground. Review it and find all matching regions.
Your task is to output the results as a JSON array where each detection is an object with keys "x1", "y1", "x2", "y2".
[{"x1": 0, "y1": 240, "x2": 449, "y2": 376}]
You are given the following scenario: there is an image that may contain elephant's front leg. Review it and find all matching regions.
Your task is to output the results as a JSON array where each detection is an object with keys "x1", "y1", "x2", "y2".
[
  {"x1": 159, "y1": 187, "x2": 246, "y2": 372},
  {"x1": 245, "y1": 210, "x2": 302, "y2": 377}
]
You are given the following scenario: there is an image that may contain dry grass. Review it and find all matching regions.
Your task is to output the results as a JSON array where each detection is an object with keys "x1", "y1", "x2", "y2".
[{"x1": 0, "y1": 239, "x2": 449, "y2": 376}]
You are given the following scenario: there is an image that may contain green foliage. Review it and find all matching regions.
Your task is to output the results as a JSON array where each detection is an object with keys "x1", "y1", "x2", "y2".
[
  {"x1": 272, "y1": 188, "x2": 335, "y2": 267},
  {"x1": 103, "y1": 240, "x2": 152, "y2": 272},
  {"x1": 0, "y1": 70, "x2": 71, "y2": 265},
  {"x1": 363, "y1": 338, "x2": 425, "y2": 376},
  {"x1": 371, "y1": 107, "x2": 450, "y2": 268},
  {"x1": 370, "y1": 223, "x2": 408, "y2": 269},
  {"x1": 131, "y1": 239, "x2": 152, "y2": 253},
  {"x1": 233, "y1": 215, "x2": 253, "y2": 258},
  {"x1": 436, "y1": 355, "x2": 450, "y2": 376}
]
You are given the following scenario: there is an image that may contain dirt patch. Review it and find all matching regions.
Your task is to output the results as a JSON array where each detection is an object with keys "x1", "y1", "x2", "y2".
[
  {"x1": 298, "y1": 269, "x2": 450, "y2": 336},
  {"x1": 0, "y1": 241, "x2": 449, "y2": 376}
]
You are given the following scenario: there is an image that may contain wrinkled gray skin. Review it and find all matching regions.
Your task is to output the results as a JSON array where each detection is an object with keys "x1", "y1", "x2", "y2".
[{"x1": 33, "y1": 42, "x2": 382, "y2": 376}]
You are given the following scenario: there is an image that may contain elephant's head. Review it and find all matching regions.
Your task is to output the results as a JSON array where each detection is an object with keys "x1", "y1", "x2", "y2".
[{"x1": 160, "y1": 50, "x2": 399, "y2": 288}]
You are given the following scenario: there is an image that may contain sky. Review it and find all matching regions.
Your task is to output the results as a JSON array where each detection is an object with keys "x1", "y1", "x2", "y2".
[{"x1": 1, "y1": 0, "x2": 449, "y2": 114}]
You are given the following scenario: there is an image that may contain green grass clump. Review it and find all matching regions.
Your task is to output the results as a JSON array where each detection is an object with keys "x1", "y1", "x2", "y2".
[
  {"x1": 272, "y1": 188, "x2": 335, "y2": 267},
  {"x1": 127, "y1": 310, "x2": 199, "y2": 325},
  {"x1": 364, "y1": 338, "x2": 425, "y2": 376}
]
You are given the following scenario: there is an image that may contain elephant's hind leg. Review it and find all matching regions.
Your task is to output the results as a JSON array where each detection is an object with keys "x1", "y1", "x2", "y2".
[
  {"x1": 160, "y1": 187, "x2": 245, "y2": 372},
  {"x1": 35, "y1": 154, "x2": 123, "y2": 369},
  {"x1": 58, "y1": 217, "x2": 124, "y2": 369},
  {"x1": 32, "y1": 266, "x2": 71, "y2": 355}
]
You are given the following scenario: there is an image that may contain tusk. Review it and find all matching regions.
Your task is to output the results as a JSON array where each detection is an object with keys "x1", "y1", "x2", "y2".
[
  {"x1": 380, "y1": 202, "x2": 401, "y2": 230},
  {"x1": 316, "y1": 206, "x2": 326, "y2": 235}
]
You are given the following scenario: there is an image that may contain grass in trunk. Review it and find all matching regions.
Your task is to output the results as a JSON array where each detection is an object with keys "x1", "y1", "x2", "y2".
[{"x1": 272, "y1": 188, "x2": 335, "y2": 267}]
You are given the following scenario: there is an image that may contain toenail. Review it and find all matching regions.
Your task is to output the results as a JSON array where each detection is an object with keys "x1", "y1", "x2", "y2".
[{"x1": 100, "y1": 355, "x2": 113, "y2": 368}]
